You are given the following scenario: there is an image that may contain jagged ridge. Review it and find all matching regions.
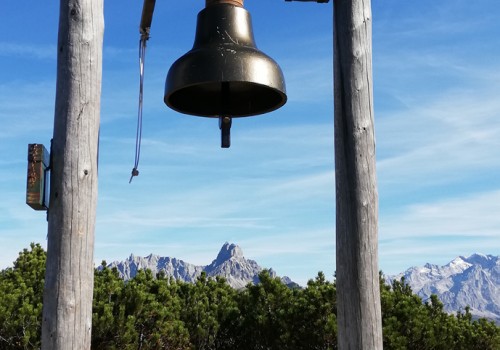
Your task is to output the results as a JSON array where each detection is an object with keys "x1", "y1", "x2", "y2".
[
  {"x1": 387, "y1": 254, "x2": 500, "y2": 324},
  {"x1": 106, "y1": 242, "x2": 294, "y2": 289}
]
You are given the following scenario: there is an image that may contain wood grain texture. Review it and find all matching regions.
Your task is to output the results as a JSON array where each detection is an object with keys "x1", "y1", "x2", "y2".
[
  {"x1": 333, "y1": 0, "x2": 383, "y2": 349},
  {"x1": 41, "y1": 0, "x2": 103, "y2": 349}
]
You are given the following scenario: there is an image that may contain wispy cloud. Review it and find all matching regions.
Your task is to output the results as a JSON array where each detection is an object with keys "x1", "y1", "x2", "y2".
[
  {"x1": 375, "y1": 48, "x2": 500, "y2": 198},
  {"x1": 97, "y1": 168, "x2": 333, "y2": 233},
  {"x1": 3, "y1": 0, "x2": 500, "y2": 287},
  {"x1": 378, "y1": 188, "x2": 500, "y2": 274},
  {"x1": 381, "y1": 189, "x2": 500, "y2": 239},
  {"x1": 379, "y1": 107, "x2": 499, "y2": 197},
  {"x1": 371, "y1": 4, "x2": 500, "y2": 274},
  {"x1": 93, "y1": 119, "x2": 335, "y2": 282},
  {"x1": 0, "y1": 81, "x2": 54, "y2": 140},
  {"x1": 0, "y1": 42, "x2": 56, "y2": 60},
  {"x1": 280, "y1": 57, "x2": 333, "y2": 103}
]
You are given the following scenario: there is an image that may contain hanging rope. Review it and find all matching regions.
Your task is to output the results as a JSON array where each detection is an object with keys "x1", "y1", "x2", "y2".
[
  {"x1": 130, "y1": 34, "x2": 148, "y2": 183},
  {"x1": 129, "y1": 0, "x2": 156, "y2": 182}
]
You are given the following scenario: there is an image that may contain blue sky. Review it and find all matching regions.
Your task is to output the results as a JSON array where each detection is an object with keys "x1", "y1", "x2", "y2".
[{"x1": 1, "y1": 0, "x2": 499, "y2": 286}]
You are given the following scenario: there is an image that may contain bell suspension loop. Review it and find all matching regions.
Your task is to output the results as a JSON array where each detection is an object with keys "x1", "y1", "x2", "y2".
[{"x1": 206, "y1": 0, "x2": 243, "y2": 7}]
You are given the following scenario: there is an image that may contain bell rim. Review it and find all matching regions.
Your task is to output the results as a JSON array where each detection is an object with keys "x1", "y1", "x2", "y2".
[{"x1": 164, "y1": 80, "x2": 287, "y2": 118}]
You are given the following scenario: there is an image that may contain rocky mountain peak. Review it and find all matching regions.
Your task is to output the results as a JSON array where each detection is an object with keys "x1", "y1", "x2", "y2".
[
  {"x1": 214, "y1": 242, "x2": 244, "y2": 264},
  {"x1": 105, "y1": 242, "x2": 294, "y2": 290},
  {"x1": 464, "y1": 253, "x2": 497, "y2": 269},
  {"x1": 388, "y1": 254, "x2": 500, "y2": 324}
]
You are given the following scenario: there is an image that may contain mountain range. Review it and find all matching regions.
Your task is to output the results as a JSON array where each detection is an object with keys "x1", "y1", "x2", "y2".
[
  {"x1": 387, "y1": 254, "x2": 500, "y2": 324},
  {"x1": 107, "y1": 242, "x2": 294, "y2": 289},
  {"x1": 107, "y1": 244, "x2": 499, "y2": 323}
]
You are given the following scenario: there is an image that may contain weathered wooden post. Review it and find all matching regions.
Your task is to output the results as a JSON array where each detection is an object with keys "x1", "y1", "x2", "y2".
[
  {"x1": 334, "y1": 0, "x2": 383, "y2": 348},
  {"x1": 41, "y1": 0, "x2": 104, "y2": 348}
]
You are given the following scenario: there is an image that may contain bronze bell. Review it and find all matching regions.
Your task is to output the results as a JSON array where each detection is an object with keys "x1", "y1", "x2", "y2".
[{"x1": 164, "y1": 0, "x2": 287, "y2": 147}]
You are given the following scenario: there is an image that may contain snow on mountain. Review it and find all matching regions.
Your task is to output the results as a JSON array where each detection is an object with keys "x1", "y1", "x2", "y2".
[
  {"x1": 106, "y1": 242, "x2": 294, "y2": 289},
  {"x1": 387, "y1": 254, "x2": 500, "y2": 324}
]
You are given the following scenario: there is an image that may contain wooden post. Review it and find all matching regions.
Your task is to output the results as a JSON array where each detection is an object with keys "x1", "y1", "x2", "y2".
[
  {"x1": 41, "y1": 0, "x2": 103, "y2": 348},
  {"x1": 333, "y1": 0, "x2": 383, "y2": 349}
]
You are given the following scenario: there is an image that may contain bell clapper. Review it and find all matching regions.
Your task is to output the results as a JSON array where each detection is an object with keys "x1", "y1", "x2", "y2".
[{"x1": 219, "y1": 116, "x2": 232, "y2": 148}]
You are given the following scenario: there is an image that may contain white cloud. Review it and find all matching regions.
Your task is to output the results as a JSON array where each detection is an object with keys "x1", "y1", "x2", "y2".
[
  {"x1": 376, "y1": 66, "x2": 500, "y2": 194},
  {"x1": 0, "y1": 81, "x2": 54, "y2": 140},
  {"x1": 381, "y1": 189, "x2": 500, "y2": 238},
  {"x1": 0, "y1": 42, "x2": 56, "y2": 60},
  {"x1": 379, "y1": 190, "x2": 500, "y2": 274},
  {"x1": 280, "y1": 57, "x2": 333, "y2": 103},
  {"x1": 3, "y1": 0, "x2": 500, "y2": 287}
]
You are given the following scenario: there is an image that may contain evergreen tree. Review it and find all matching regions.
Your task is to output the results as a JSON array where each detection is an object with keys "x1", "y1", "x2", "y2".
[
  {"x1": 1, "y1": 243, "x2": 500, "y2": 349},
  {"x1": 91, "y1": 261, "x2": 124, "y2": 349},
  {"x1": 287, "y1": 272, "x2": 337, "y2": 349},
  {"x1": 235, "y1": 269, "x2": 294, "y2": 349},
  {"x1": 107, "y1": 269, "x2": 191, "y2": 349},
  {"x1": 0, "y1": 243, "x2": 46, "y2": 349},
  {"x1": 381, "y1": 276, "x2": 500, "y2": 350},
  {"x1": 178, "y1": 272, "x2": 240, "y2": 350}
]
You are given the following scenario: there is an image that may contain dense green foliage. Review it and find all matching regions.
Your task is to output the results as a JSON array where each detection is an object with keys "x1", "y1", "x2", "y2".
[
  {"x1": 0, "y1": 243, "x2": 45, "y2": 349},
  {"x1": 380, "y1": 277, "x2": 500, "y2": 350},
  {"x1": 1, "y1": 244, "x2": 499, "y2": 349}
]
